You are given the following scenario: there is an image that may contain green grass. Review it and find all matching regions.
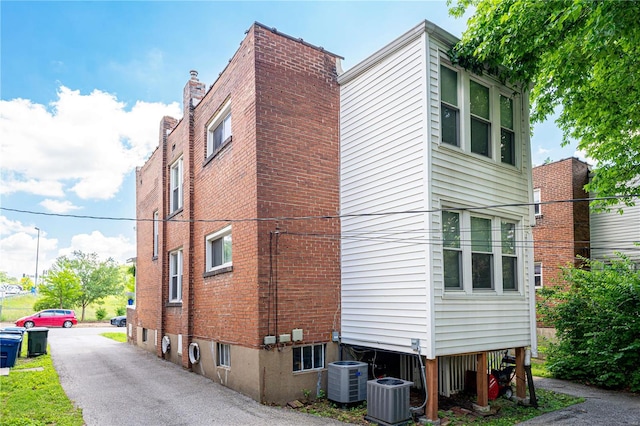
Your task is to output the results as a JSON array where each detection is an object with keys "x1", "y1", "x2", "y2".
[
  {"x1": 0, "y1": 294, "x2": 128, "y2": 322},
  {"x1": 0, "y1": 343, "x2": 84, "y2": 426},
  {"x1": 101, "y1": 332, "x2": 127, "y2": 342}
]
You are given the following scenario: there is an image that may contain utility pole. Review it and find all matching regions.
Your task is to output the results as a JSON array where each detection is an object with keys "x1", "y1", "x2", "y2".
[{"x1": 35, "y1": 227, "x2": 40, "y2": 288}]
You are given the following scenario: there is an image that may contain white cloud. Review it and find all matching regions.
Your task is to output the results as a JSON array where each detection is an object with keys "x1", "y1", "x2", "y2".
[
  {"x1": 0, "y1": 86, "x2": 181, "y2": 200},
  {"x1": 40, "y1": 199, "x2": 82, "y2": 214},
  {"x1": 0, "y1": 222, "x2": 58, "y2": 280},
  {"x1": 537, "y1": 147, "x2": 551, "y2": 155},
  {"x1": 58, "y1": 231, "x2": 135, "y2": 265}
]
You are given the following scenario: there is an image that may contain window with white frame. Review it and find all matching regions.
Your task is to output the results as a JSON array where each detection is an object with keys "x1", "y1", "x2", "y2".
[
  {"x1": 500, "y1": 96, "x2": 515, "y2": 165},
  {"x1": 206, "y1": 226, "x2": 232, "y2": 271},
  {"x1": 471, "y1": 216, "x2": 493, "y2": 289},
  {"x1": 207, "y1": 101, "x2": 232, "y2": 157},
  {"x1": 470, "y1": 80, "x2": 491, "y2": 157},
  {"x1": 440, "y1": 65, "x2": 459, "y2": 146},
  {"x1": 442, "y1": 211, "x2": 462, "y2": 289},
  {"x1": 153, "y1": 210, "x2": 159, "y2": 258},
  {"x1": 442, "y1": 210, "x2": 521, "y2": 293},
  {"x1": 534, "y1": 262, "x2": 543, "y2": 288},
  {"x1": 533, "y1": 189, "x2": 542, "y2": 216},
  {"x1": 293, "y1": 343, "x2": 325, "y2": 372},
  {"x1": 169, "y1": 249, "x2": 182, "y2": 302},
  {"x1": 170, "y1": 157, "x2": 183, "y2": 213},
  {"x1": 501, "y1": 221, "x2": 517, "y2": 290},
  {"x1": 217, "y1": 343, "x2": 230, "y2": 367}
]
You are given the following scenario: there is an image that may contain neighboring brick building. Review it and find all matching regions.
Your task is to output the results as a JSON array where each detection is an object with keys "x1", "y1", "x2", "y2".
[
  {"x1": 130, "y1": 23, "x2": 342, "y2": 404},
  {"x1": 532, "y1": 158, "x2": 591, "y2": 293}
]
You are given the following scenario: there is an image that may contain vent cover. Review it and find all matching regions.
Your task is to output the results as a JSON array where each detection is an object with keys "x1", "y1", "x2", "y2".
[
  {"x1": 366, "y1": 378, "x2": 414, "y2": 425},
  {"x1": 327, "y1": 361, "x2": 368, "y2": 403}
]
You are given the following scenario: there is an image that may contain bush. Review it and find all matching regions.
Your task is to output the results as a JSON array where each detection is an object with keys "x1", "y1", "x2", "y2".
[
  {"x1": 95, "y1": 307, "x2": 107, "y2": 320},
  {"x1": 539, "y1": 255, "x2": 640, "y2": 391},
  {"x1": 33, "y1": 299, "x2": 58, "y2": 311},
  {"x1": 116, "y1": 306, "x2": 126, "y2": 316}
]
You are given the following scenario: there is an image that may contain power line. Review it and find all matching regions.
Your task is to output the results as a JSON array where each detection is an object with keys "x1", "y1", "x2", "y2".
[{"x1": 2, "y1": 194, "x2": 638, "y2": 224}]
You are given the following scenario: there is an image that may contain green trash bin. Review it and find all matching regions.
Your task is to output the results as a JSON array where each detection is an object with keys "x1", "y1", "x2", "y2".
[
  {"x1": 0, "y1": 333, "x2": 22, "y2": 368},
  {"x1": 27, "y1": 327, "x2": 49, "y2": 357}
]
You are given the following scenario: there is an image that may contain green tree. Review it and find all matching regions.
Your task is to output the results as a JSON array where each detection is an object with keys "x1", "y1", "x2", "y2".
[
  {"x1": 538, "y1": 255, "x2": 640, "y2": 391},
  {"x1": 449, "y1": 0, "x2": 640, "y2": 207},
  {"x1": 0, "y1": 271, "x2": 19, "y2": 285},
  {"x1": 38, "y1": 259, "x2": 82, "y2": 309},
  {"x1": 67, "y1": 251, "x2": 124, "y2": 321},
  {"x1": 20, "y1": 276, "x2": 35, "y2": 291}
]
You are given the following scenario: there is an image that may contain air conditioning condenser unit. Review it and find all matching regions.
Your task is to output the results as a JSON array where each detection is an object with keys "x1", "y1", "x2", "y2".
[
  {"x1": 366, "y1": 377, "x2": 414, "y2": 425},
  {"x1": 327, "y1": 360, "x2": 368, "y2": 403}
]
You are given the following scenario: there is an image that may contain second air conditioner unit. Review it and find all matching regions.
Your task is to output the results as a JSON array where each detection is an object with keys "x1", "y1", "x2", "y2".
[
  {"x1": 366, "y1": 377, "x2": 414, "y2": 425},
  {"x1": 327, "y1": 360, "x2": 368, "y2": 403}
]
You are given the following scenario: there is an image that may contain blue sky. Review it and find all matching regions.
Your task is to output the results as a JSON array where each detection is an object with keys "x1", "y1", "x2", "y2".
[{"x1": 0, "y1": 1, "x2": 579, "y2": 280}]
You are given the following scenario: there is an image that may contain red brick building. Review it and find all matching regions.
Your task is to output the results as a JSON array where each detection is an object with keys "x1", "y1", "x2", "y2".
[
  {"x1": 532, "y1": 158, "x2": 591, "y2": 295},
  {"x1": 130, "y1": 23, "x2": 342, "y2": 404}
]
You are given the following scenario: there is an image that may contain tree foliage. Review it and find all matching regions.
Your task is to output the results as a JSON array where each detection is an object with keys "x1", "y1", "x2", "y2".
[
  {"x1": 36, "y1": 251, "x2": 124, "y2": 320},
  {"x1": 538, "y1": 255, "x2": 640, "y2": 391},
  {"x1": 37, "y1": 259, "x2": 82, "y2": 310},
  {"x1": 449, "y1": 0, "x2": 640, "y2": 207},
  {"x1": 67, "y1": 251, "x2": 124, "y2": 321}
]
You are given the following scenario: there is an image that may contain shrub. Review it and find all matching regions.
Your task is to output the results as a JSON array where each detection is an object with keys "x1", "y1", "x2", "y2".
[
  {"x1": 95, "y1": 307, "x2": 108, "y2": 320},
  {"x1": 539, "y1": 255, "x2": 640, "y2": 391},
  {"x1": 33, "y1": 299, "x2": 58, "y2": 311},
  {"x1": 116, "y1": 306, "x2": 126, "y2": 316}
]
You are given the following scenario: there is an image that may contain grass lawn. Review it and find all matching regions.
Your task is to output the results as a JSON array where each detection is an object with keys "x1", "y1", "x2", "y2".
[
  {"x1": 100, "y1": 332, "x2": 127, "y2": 343},
  {"x1": 0, "y1": 342, "x2": 84, "y2": 426},
  {"x1": 0, "y1": 293, "x2": 128, "y2": 323}
]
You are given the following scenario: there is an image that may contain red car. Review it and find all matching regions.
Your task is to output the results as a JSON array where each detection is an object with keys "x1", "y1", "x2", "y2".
[{"x1": 15, "y1": 309, "x2": 78, "y2": 328}]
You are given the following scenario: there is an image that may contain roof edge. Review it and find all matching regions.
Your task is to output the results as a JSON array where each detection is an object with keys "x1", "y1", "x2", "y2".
[
  {"x1": 338, "y1": 20, "x2": 459, "y2": 85},
  {"x1": 253, "y1": 21, "x2": 344, "y2": 59}
]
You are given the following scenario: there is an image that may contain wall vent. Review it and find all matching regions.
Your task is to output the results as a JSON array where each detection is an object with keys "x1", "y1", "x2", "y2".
[
  {"x1": 366, "y1": 378, "x2": 413, "y2": 425},
  {"x1": 327, "y1": 361, "x2": 368, "y2": 403}
]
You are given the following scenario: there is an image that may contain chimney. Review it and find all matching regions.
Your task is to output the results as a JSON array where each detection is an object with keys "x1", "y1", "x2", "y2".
[{"x1": 183, "y1": 70, "x2": 206, "y2": 111}]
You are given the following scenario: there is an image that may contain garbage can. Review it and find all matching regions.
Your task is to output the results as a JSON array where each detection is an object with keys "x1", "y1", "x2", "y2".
[
  {"x1": 27, "y1": 327, "x2": 49, "y2": 357},
  {"x1": 1, "y1": 327, "x2": 27, "y2": 357},
  {"x1": 0, "y1": 333, "x2": 22, "y2": 368}
]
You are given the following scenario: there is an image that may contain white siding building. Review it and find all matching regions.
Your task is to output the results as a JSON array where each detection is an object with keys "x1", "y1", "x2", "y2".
[
  {"x1": 338, "y1": 21, "x2": 537, "y2": 364},
  {"x1": 591, "y1": 202, "x2": 640, "y2": 264}
]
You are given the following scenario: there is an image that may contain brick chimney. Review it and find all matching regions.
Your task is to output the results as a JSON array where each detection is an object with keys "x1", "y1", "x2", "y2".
[{"x1": 183, "y1": 70, "x2": 206, "y2": 111}]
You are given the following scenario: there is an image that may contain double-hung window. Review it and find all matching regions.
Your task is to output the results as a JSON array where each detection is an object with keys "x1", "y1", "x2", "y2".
[
  {"x1": 442, "y1": 211, "x2": 462, "y2": 289},
  {"x1": 293, "y1": 344, "x2": 325, "y2": 372},
  {"x1": 533, "y1": 189, "x2": 542, "y2": 216},
  {"x1": 501, "y1": 221, "x2": 517, "y2": 290},
  {"x1": 170, "y1": 157, "x2": 183, "y2": 213},
  {"x1": 471, "y1": 216, "x2": 493, "y2": 289},
  {"x1": 440, "y1": 65, "x2": 459, "y2": 146},
  {"x1": 153, "y1": 211, "x2": 159, "y2": 258},
  {"x1": 500, "y1": 96, "x2": 515, "y2": 165},
  {"x1": 207, "y1": 101, "x2": 232, "y2": 158},
  {"x1": 169, "y1": 249, "x2": 182, "y2": 302},
  {"x1": 206, "y1": 226, "x2": 232, "y2": 271},
  {"x1": 442, "y1": 210, "x2": 521, "y2": 293},
  {"x1": 534, "y1": 262, "x2": 543, "y2": 288},
  {"x1": 470, "y1": 80, "x2": 491, "y2": 157}
]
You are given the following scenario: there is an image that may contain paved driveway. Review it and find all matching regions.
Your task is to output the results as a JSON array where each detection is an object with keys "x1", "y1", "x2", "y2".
[{"x1": 47, "y1": 326, "x2": 349, "y2": 426}]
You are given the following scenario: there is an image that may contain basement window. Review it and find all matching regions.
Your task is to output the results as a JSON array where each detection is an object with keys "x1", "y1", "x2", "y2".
[
  {"x1": 217, "y1": 343, "x2": 230, "y2": 368},
  {"x1": 293, "y1": 343, "x2": 325, "y2": 372}
]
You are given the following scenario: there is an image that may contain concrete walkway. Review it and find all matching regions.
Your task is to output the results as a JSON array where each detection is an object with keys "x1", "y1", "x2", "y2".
[{"x1": 521, "y1": 377, "x2": 640, "y2": 425}]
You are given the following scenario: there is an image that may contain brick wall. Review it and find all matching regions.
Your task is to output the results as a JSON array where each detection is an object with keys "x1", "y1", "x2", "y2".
[{"x1": 532, "y1": 157, "x2": 590, "y2": 291}]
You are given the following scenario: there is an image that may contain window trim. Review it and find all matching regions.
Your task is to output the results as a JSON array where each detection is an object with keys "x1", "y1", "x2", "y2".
[
  {"x1": 440, "y1": 64, "x2": 460, "y2": 147},
  {"x1": 217, "y1": 342, "x2": 230, "y2": 368},
  {"x1": 441, "y1": 208, "x2": 522, "y2": 294},
  {"x1": 169, "y1": 249, "x2": 183, "y2": 303},
  {"x1": 205, "y1": 225, "x2": 232, "y2": 273},
  {"x1": 534, "y1": 262, "x2": 543, "y2": 289},
  {"x1": 169, "y1": 157, "x2": 183, "y2": 213},
  {"x1": 206, "y1": 100, "x2": 232, "y2": 159},
  {"x1": 293, "y1": 343, "x2": 326, "y2": 372},
  {"x1": 533, "y1": 188, "x2": 542, "y2": 217}
]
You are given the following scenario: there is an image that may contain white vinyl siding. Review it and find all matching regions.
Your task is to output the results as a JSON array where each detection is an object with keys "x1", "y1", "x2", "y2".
[
  {"x1": 340, "y1": 33, "x2": 429, "y2": 355},
  {"x1": 590, "y1": 203, "x2": 640, "y2": 263},
  {"x1": 339, "y1": 22, "x2": 535, "y2": 358}
]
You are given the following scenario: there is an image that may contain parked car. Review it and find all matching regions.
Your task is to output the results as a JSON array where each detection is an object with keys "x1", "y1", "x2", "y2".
[
  {"x1": 15, "y1": 309, "x2": 78, "y2": 328},
  {"x1": 110, "y1": 315, "x2": 126, "y2": 327}
]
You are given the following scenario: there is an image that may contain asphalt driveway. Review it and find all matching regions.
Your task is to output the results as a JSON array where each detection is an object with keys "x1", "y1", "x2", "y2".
[
  {"x1": 28, "y1": 325, "x2": 640, "y2": 425},
  {"x1": 46, "y1": 326, "x2": 350, "y2": 426}
]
